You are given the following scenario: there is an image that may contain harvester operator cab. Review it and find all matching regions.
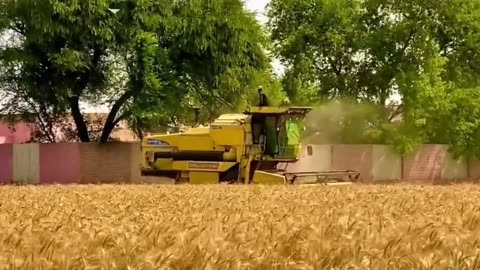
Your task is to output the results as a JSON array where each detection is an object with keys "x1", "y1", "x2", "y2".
[{"x1": 246, "y1": 105, "x2": 312, "y2": 161}]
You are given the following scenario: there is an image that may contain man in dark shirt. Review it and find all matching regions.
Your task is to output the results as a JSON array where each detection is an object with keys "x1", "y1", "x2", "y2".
[{"x1": 258, "y1": 86, "x2": 269, "y2": 106}]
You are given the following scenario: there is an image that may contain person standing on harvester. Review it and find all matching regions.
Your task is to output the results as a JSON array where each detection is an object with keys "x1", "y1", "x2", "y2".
[{"x1": 258, "y1": 86, "x2": 269, "y2": 106}]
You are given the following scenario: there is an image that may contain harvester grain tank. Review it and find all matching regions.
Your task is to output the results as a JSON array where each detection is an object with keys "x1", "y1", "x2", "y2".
[{"x1": 140, "y1": 105, "x2": 360, "y2": 185}]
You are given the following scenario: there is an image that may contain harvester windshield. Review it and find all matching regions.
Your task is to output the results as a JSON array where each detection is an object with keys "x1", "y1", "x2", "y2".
[{"x1": 284, "y1": 117, "x2": 303, "y2": 156}]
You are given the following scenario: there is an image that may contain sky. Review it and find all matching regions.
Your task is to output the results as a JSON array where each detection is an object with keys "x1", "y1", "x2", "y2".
[{"x1": 245, "y1": 0, "x2": 269, "y2": 24}]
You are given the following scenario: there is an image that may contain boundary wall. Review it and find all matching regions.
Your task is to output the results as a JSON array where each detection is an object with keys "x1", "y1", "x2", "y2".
[
  {"x1": 291, "y1": 144, "x2": 472, "y2": 183},
  {"x1": 0, "y1": 143, "x2": 477, "y2": 184}
]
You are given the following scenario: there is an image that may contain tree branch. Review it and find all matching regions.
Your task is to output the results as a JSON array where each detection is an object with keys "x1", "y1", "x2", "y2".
[
  {"x1": 113, "y1": 110, "x2": 132, "y2": 126},
  {"x1": 388, "y1": 104, "x2": 403, "y2": 122},
  {"x1": 68, "y1": 45, "x2": 104, "y2": 142},
  {"x1": 68, "y1": 96, "x2": 90, "y2": 142},
  {"x1": 99, "y1": 90, "x2": 135, "y2": 143}
]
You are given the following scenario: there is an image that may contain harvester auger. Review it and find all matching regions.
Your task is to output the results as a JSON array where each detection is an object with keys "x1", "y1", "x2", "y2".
[{"x1": 140, "y1": 100, "x2": 361, "y2": 185}]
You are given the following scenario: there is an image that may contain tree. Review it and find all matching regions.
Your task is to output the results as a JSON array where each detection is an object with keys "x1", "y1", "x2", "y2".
[
  {"x1": 1, "y1": 0, "x2": 139, "y2": 142},
  {"x1": 122, "y1": 0, "x2": 274, "y2": 135},
  {"x1": 267, "y1": 0, "x2": 480, "y2": 156},
  {"x1": 268, "y1": 0, "x2": 480, "y2": 103},
  {"x1": 268, "y1": 0, "x2": 371, "y2": 102},
  {"x1": 126, "y1": 67, "x2": 287, "y2": 139},
  {"x1": 0, "y1": 0, "x2": 268, "y2": 142}
]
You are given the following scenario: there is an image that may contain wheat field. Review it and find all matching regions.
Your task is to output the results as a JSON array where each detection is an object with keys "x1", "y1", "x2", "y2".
[{"x1": 1, "y1": 184, "x2": 480, "y2": 270}]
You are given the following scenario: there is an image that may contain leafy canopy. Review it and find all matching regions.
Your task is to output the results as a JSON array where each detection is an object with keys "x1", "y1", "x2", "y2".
[
  {"x1": 267, "y1": 0, "x2": 480, "y2": 157},
  {"x1": 0, "y1": 0, "x2": 269, "y2": 142}
]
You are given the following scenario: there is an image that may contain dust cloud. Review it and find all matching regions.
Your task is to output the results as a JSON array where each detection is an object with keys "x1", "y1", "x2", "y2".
[{"x1": 302, "y1": 100, "x2": 384, "y2": 144}]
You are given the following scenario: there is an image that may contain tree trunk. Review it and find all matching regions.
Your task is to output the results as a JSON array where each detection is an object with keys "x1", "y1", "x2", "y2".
[
  {"x1": 99, "y1": 91, "x2": 134, "y2": 143},
  {"x1": 69, "y1": 97, "x2": 90, "y2": 142},
  {"x1": 136, "y1": 125, "x2": 144, "y2": 141}
]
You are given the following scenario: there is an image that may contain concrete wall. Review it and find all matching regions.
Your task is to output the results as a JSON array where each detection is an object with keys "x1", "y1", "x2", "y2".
[
  {"x1": 285, "y1": 144, "x2": 397, "y2": 182},
  {"x1": 441, "y1": 152, "x2": 468, "y2": 180},
  {"x1": 13, "y1": 144, "x2": 40, "y2": 184},
  {"x1": 468, "y1": 159, "x2": 480, "y2": 179},
  {"x1": 284, "y1": 145, "x2": 332, "y2": 172},
  {"x1": 372, "y1": 145, "x2": 402, "y2": 182},
  {"x1": 286, "y1": 144, "x2": 468, "y2": 183},
  {"x1": 79, "y1": 143, "x2": 132, "y2": 184},
  {"x1": 0, "y1": 142, "x2": 477, "y2": 185}
]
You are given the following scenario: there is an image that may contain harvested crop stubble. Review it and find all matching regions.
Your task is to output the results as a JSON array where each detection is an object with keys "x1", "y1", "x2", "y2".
[{"x1": 1, "y1": 185, "x2": 480, "y2": 269}]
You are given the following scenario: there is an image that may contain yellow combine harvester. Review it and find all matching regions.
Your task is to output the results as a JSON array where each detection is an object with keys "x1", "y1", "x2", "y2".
[{"x1": 140, "y1": 105, "x2": 360, "y2": 185}]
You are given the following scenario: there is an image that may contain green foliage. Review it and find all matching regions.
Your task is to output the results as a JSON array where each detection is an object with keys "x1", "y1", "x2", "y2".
[
  {"x1": 442, "y1": 88, "x2": 480, "y2": 159},
  {"x1": 239, "y1": 69, "x2": 288, "y2": 109},
  {"x1": 124, "y1": 0, "x2": 270, "y2": 132},
  {"x1": 0, "y1": 0, "x2": 268, "y2": 142},
  {"x1": 268, "y1": 0, "x2": 480, "y2": 157}
]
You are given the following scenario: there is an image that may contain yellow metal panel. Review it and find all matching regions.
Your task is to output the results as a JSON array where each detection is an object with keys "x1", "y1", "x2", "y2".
[
  {"x1": 153, "y1": 160, "x2": 237, "y2": 172},
  {"x1": 210, "y1": 125, "x2": 245, "y2": 146},
  {"x1": 182, "y1": 127, "x2": 210, "y2": 134},
  {"x1": 13, "y1": 144, "x2": 40, "y2": 185},
  {"x1": 187, "y1": 161, "x2": 219, "y2": 170},
  {"x1": 223, "y1": 147, "x2": 237, "y2": 161},
  {"x1": 186, "y1": 161, "x2": 236, "y2": 172},
  {"x1": 252, "y1": 170, "x2": 286, "y2": 185},
  {"x1": 130, "y1": 143, "x2": 175, "y2": 184},
  {"x1": 155, "y1": 158, "x2": 173, "y2": 168},
  {"x1": 143, "y1": 133, "x2": 220, "y2": 151},
  {"x1": 213, "y1": 114, "x2": 251, "y2": 124},
  {"x1": 189, "y1": 171, "x2": 219, "y2": 184}
]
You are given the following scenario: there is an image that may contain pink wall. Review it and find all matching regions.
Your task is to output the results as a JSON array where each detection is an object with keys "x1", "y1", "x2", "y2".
[
  {"x1": 403, "y1": 144, "x2": 446, "y2": 183},
  {"x1": 0, "y1": 144, "x2": 13, "y2": 184},
  {"x1": 0, "y1": 122, "x2": 32, "y2": 144},
  {"x1": 39, "y1": 143, "x2": 81, "y2": 184}
]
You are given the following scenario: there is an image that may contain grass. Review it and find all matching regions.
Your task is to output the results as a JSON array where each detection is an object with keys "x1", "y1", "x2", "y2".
[{"x1": 1, "y1": 184, "x2": 480, "y2": 269}]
